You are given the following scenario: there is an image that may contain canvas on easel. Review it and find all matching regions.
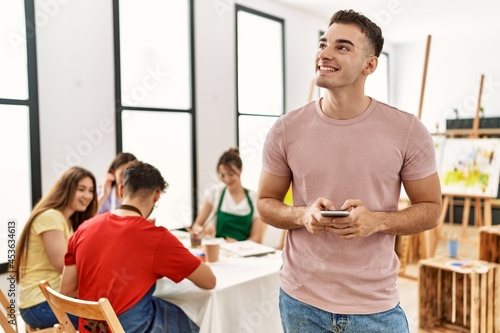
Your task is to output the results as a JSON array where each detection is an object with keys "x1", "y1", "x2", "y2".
[{"x1": 439, "y1": 138, "x2": 500, "y2": 198}]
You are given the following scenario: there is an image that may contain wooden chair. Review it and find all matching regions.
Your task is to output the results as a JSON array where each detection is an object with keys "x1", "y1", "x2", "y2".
[
  {"x1": 1, "y1": 286, "x2": 58, "y2": 333},
  {"x1": 1, "y1": 288, "x2": 18, "y2": 333},
  {"x1": 38, "y1": 280, "x2": 124, "y2": 333}
]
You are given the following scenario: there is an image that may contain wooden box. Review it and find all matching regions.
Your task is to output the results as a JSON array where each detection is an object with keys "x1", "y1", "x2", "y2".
[
  {"x1": 418, "y1": 256, "x2": 500, "y2": 333},
  {"x1": 479, "y1": 226, "x2": 500, "y2": 263}
]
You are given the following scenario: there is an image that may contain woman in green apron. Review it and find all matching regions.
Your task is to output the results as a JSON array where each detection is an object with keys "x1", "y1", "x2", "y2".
[{"x1": 192, "y1": 148, "x2": 263, "y2": 242}]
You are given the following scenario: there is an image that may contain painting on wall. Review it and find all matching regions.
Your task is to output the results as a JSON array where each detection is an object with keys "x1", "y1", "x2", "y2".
[{"x1": 439, "y1": 138, "x2": 500, "y2": 198}]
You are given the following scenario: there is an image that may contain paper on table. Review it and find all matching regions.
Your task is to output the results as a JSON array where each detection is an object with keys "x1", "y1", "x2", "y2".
[
  {"x1": 445, "y1": 260, "x2": 488, "y2": 273},
  {"x1": 220, "y1": 240, "x2": 276, "y2": 257}
]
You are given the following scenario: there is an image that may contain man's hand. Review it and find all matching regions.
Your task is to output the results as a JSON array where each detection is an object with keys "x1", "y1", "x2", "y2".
[{"x1": 324, "y1": 199, "x2": 380, "y2": 239}]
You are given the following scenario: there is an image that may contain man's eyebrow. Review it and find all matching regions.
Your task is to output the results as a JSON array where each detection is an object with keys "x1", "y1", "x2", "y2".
[
  {"x1": 335, "y1": 39, "x2": 355, "y2": 47},
  {"x1": 318, "y1": 37, "x2": 355, "y2": 48}
]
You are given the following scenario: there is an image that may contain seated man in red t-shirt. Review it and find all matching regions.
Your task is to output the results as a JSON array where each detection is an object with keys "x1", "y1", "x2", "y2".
[{"x1": 61, "y1": 161, "x2": 216, "y2": 333}]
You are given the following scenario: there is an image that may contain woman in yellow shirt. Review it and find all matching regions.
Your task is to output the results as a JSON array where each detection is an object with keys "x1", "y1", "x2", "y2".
[{"x1": 14, "y1": 166, "x2": 97, "y2": 329}]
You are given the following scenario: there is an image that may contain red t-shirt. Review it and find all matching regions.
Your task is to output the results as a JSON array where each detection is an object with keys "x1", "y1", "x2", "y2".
[{"x1": 65, "y1": 212, "x2": 201, "y2": 315}]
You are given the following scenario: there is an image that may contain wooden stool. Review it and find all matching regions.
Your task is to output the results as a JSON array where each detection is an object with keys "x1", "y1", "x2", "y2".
[
  {"x1": 478, "y1": 226, "x2": 500, "y2": 263},
  {"x1": 418, "y1": 256, "x2": 499, "y2": 333}
]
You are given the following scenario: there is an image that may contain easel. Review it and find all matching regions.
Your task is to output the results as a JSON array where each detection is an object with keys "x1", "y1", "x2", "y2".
[
  {"x1": 431, "y1": 74, "x2": 494, "y2": 256},
  {"x1": 438, "y1": 193, "x2": 493, "y2": 237},
  {"x1": 398, "y1": 35, "x2": 432, "y2": 279}
]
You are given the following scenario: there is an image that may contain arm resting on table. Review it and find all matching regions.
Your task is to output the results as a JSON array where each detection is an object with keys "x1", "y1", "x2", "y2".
[{"x1": 187, "y1": 262, "x2": 216, "y2": 290}]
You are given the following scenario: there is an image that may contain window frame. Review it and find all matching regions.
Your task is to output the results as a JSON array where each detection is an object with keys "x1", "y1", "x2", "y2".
[
  {"x1": 235, "y1": 5, "x2": 285, "y2": 190},
  {"x1": 112, "y1": 0, "x2": 198, "y2": 225},
  {"x1": 0, "y1": 0, "x2": 41, "y2": 272}
]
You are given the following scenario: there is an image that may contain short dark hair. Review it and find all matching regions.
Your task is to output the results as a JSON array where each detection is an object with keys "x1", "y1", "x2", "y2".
[
  {"x1": 123, "y1": 161, "x2": 168, "y2": 198},
  {"x1": 329, "y1": 9, "x2": 384, "y2": 57}
]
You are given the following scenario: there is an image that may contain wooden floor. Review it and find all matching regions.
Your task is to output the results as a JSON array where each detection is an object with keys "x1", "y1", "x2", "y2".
[{"x1": 397, "y1": 224, "x2": 482, "y2": 333}]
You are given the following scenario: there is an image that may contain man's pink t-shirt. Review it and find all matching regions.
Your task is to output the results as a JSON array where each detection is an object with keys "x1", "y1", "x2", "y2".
[{"x1": 262, "y1": 98, "x2": 436, "y2": 314}]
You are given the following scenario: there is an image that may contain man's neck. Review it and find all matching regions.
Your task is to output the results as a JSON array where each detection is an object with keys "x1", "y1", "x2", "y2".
[
  {"x1": 116, "y1": 199, "x2": 146, "y2": 218},
  {"x1": 321, "y1": 92, "x2": 371, "y2": 119}
]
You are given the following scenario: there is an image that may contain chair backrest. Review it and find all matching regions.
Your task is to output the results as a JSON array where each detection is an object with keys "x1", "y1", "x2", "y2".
[
  {"x1": 0, "y1": 288, "x2": 18, "y2": 333},
  {"x1": 38, "y1": 280, "x2": 124, "y2": 333}
]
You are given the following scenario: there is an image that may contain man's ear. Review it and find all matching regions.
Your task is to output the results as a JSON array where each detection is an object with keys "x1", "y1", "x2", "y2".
[
  {"x1": 153, "y1": 190, "x2": 161, "y2": 203},
  {"x1": 363, "y1": 56, "x2": 378, "y2": 75},
  {"x1": 118, "y1": 184, "x2": 124, "y2": 199}
]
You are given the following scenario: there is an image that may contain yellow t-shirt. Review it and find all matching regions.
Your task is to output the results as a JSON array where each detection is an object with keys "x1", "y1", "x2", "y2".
[{"x1": 19, "y1": 209, "x2": 73, "y2": 308}]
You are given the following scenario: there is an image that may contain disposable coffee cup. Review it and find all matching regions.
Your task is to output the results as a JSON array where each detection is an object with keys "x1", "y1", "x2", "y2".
[
  {"x1": 203, "y1": 240, "x2": 220, "y2": 263},
  {"x1": 190, "y1": 233, "x2": 202, "y2": 248}
]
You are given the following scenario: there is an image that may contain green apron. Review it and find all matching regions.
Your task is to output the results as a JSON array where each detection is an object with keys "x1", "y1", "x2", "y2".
[{"x1": 215, "y1": 187, "x2": 254, "y2": 241}]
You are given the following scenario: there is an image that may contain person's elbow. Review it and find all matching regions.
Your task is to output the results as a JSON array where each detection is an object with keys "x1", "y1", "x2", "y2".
[
  {"x1": 429, "y1": 201, "x2": 442, "y2": 229},
  {"x1": 60, "y1": 282, "x2": 78, "y2": 298},
  {"x1": 421, "y1": 199, "x2": 442, "y2": 231},
  {"x1": 200, "y1": 274, "x2": 216, "y2": 290},
  {"x1": 52, "y1": 262, "x2": 64, "y2": 274},
  {"x1": 60, "y1": 265, "x2": 78, "y2": 297},
  {"x1": 188, "y1": 263, "x2": 216, "y2": 290}
]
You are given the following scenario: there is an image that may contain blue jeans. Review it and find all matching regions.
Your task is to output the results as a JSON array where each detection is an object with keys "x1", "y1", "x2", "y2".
[
  {"x1": 20, "y1": 301, "x2": 79, "y2": 329},
  {"x1": 117, "y1": 285, "x2": 199, "y2": 333},
  {"x1": 279, "y1": 289, "x2": 409, "y2": 333}
]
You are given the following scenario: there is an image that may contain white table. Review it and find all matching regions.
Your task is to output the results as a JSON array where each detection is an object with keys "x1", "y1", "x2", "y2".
[{"x1": 153, "y1": 235, "x2": 284, "y2": 333}]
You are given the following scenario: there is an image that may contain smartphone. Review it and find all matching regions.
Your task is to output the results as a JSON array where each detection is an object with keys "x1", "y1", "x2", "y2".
[{"x1": 320, "y1": 210, "x2": 350, "y2": 217}]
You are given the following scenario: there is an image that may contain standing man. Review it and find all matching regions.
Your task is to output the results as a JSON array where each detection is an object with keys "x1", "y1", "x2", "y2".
[
  {"x1": 257, "y1": 9, "x2": 441, "y2": 333},
  {"x1": 61, "y1": 161, "x2": 216, "y2": 333}
]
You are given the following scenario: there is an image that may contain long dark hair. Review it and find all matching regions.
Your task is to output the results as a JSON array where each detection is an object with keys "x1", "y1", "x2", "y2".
[{"x1": 14, "y1": 166, "x2": 98, "y2": 282}]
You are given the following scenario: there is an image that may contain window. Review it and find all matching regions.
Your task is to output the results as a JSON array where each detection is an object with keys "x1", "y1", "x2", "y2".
[
  {"x1": 236, "y1": 6, "x2": 285, "y2": 191},
  {"x1": 114, "y1": 0, "x2": 195, "y2": 230},
  {"x1": 0, "y1": 0, "x2": 40, "y2": 269}
]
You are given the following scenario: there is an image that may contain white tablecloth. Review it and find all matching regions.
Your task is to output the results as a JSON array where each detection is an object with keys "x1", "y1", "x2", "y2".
[{"x1": 153, "y1": 249, "x2": 284, "y2": 333}]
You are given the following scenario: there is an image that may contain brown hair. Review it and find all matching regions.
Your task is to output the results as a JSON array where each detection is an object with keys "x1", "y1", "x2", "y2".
[
  {"x1": 14, "y1": 166, "x2": 98, "y2": 282},
  {"x1": 328, "y1": 9, "x2": 384, "y2": 57},
  {"x1": 107, "y1": 152, "x2": 137, "y2": 186},
  {"x1": 217, "y1": 147, "x2": 242, "y2": 173}
]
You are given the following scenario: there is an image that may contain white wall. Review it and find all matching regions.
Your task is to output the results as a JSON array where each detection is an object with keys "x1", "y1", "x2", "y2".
[
  {"x1": 36, "y1": 0, "x2": 115, "y2": 192},
  {"x1": 393, "y1": 32, "x2": 500, "y2": 132}
]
